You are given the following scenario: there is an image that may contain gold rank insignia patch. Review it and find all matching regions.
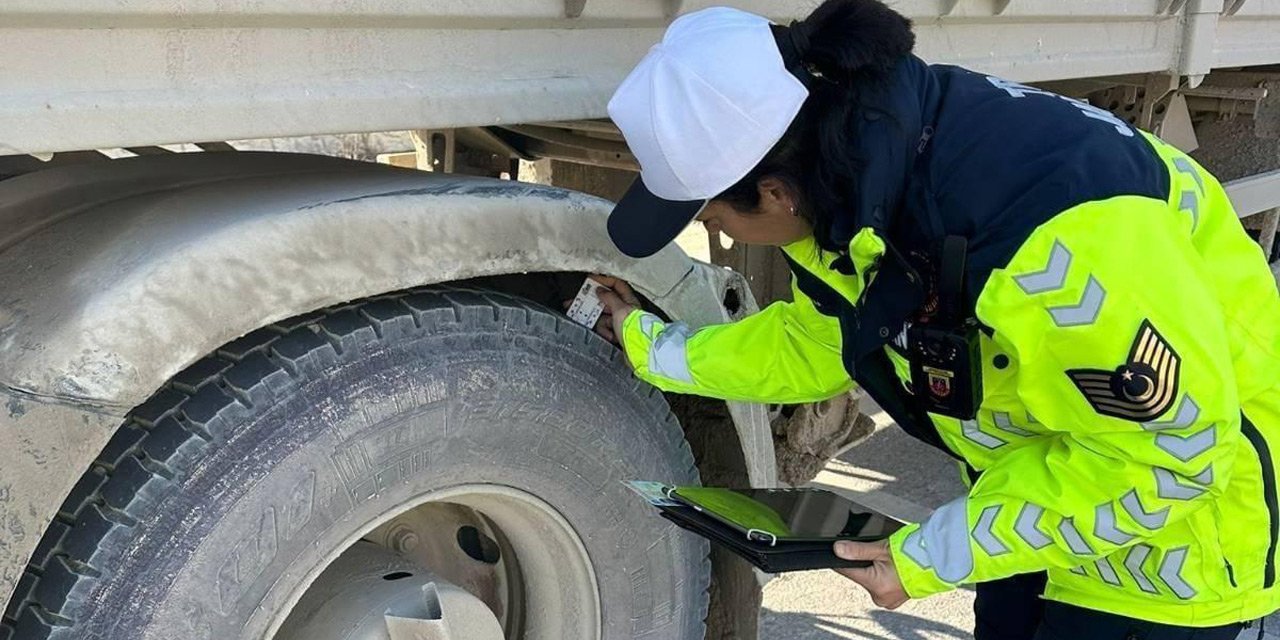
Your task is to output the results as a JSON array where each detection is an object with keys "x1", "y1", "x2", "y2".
[{"x1": 1067, "y1": 320, "x2": 1180, "y2": 421}]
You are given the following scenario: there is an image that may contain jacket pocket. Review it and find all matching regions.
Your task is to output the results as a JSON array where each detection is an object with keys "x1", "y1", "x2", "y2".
[{"x1": 1241, "y1": 413, "x2": 1278, "y2": 588}]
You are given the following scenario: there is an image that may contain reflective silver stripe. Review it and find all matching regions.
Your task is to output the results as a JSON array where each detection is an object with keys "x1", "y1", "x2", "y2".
[
  {"x1": 1172, "y1": 157, "x2": 1205, "y2": 194},
  {"x1": 1014, "y1": 241, "x2": 1072, "y2": 294},
  {"x1": 1095, "y1": 557, "x2": 1122, "y2": 586},
  {"x1": 1124, "y1": 544, "x2": 1159, "y2": 593},
  {"x1": 1143, "y1": 395, "x2": 1199, "y2": 432},
  {"x1": 1157, "y1": 546, "x2": 1198, "y2": 599},
  {"x1": 961, "y1": 419, "x2": 1006, "y2": 449},
  {"x1": 1154, "y1": 467, "x2": 1207, "y2": 501},
  {"x1": 1191, "y1": 465, "x2": 1214, "y2": 486},
  {"x1": 648, "y1": 322, "x2": 693, "y2": 384},
  {"x1": 1179, "y1": 189, "x2": 1201, "y2": 232},
  {"x1": 1058, "y1": 517, "x2": 1094, "y2": 555},
  {"x1": 1157, "y1": 425, "x2": 1216, "y2": 462},
  {"x1": 972, "y1": 505, "x2": 1010, "y2": 556},
  {"x1": 1069, "y1": 565, "x2": 1088, "y2": 576},
  {"x1": 1094, "y1": 502, "x2": 1136, "y2": 546},
  {"x1": 1027, "y1": 412, "x2": 1041, "y2": 425},
  {"x1": 1048, "y1": 276, "x2": 1106, "y2": 327},
  {"x1": 1120, "y1": 490, "x2": 1169, "y2": 530},
  {"x1": 638, "y1": 313, "x2": 660, "y2": 339},
  {"x1": 919, "y1": 496, "x2": 975, "y2": 583},
  {"x1": 1172, "y1": 158, "x2": 1205, "y2": 231},
  {"x1": 993, "y1": 412, "x2": 1034, "y2": 437},
  {"x1": 899, "y1": 529, "x2": 932, "y2": 569},
  {"x1": 1013, "y1": 504, "x2": 1052, "y2": 549}
]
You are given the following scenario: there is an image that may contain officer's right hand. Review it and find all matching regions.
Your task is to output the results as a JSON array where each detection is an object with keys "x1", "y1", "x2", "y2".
[
  {"x1": 591, "y1": 275, "x2": 640, "y2": 346},
  {"x1": 832, "y1": 539, "x2": 910, "y2": 610}
]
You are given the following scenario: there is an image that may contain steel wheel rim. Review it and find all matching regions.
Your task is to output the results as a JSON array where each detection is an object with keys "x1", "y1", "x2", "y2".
[{"x1": 269, "y1": 483, "x2": 602, "y2": 640}]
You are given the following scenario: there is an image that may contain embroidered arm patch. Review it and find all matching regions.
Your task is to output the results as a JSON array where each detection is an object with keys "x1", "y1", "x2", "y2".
[{"x1": 1066, "y1": 320, "x2": 1180, "y2": 421}]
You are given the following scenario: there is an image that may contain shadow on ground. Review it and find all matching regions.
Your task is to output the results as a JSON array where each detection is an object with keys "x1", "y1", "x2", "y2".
[
  {"x1": 760, "y1": 608, "x2": 971, "y2": 640},
  {"x1": 832, "y1": 421, "x2": 965, "y2": 510}
]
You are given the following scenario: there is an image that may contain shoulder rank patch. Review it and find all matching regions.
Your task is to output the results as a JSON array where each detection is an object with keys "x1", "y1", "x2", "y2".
[{"x1": 1067, "y1": 320, "x2": 1180, "y2": 421}]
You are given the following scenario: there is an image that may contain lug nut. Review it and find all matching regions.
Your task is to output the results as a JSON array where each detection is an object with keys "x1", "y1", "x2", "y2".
[{"x1": 390, "y1": 527, "x2": 420, "y2": 553}]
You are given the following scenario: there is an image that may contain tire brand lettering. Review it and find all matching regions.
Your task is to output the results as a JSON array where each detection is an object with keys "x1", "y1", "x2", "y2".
[
  {"x1": 332, "y1": 406, "x2": 444, "y2": 502},
  {"x1": 215, "y1": 471, "x2": 316, "y2": 615},
  {"x1": 216, "y1": 507, "x2": 277, "y2": 615}
]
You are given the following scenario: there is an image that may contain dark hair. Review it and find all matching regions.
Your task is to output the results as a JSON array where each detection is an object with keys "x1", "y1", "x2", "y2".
[{"x1": 714, "y1": 0, "x2": 915, "y2": 249}]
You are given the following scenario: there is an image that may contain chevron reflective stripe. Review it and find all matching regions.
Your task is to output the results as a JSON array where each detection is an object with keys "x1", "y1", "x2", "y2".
[
  {"x1": 1154, "y1": 467, "x2": 1208, "y2": 500},
  {"x1": 1172, "y1": 157, "x2": 1205, "y2": 194},
  {"x1": 1094, "y1": 502, "x2": 1136, "y2": 546},
  {"x1": 1069, "y1": 565, "x2": 1088, "y2": 576},
  {"x1": 1120, "y1": 490, "x2": 1170, "y2": 530},
  {"x1": 898, "y1": 529, "x2": 932, "y2": 569},
  {"x1": 1049, "y1": 276, "x2": 1106, "y2": 327},
  {"x1": 972, "y1": 505, "x2": 1011, "y2": 556},
  {"x1": 1191, "y1": 465, "x2": 1214, "y2": 485},
  {"x1": 1172, "y1": 157, "x2": 1204, "y2": 232},
  {"x1": 1179, "y1": 189, "x2": 1201, "y2": 232},
  {"x1": 1124, "y1": 544, "x2": 1159, "y2": 594},
  {"x1": 1095, "y1": 557, "x2": 1122, "y2": 586},
  {"x1": 961, "y1": 419, "x2": 1006, "y2": 449},
  {"x1": 1157, "y1": 546, "x2": 1198, "y2": 599},
  {"x1": 992, "y1": 412, "x2": 1034, "y2": 437},
  {"x1": 1013, "y1": 504, "x2": 1052, "y2": 549},
  {"x1": 1058, "y1": 517, "x2": 1094, "y2": 555},
  {"x1": 649, "y1": 322, "x2": 694, "y2": 383},
  {"x1": 1014, "y1": 241, "x2": 1072, "y2": 294},
  {"x1": 1143, "y1": 395, "x2": 1199, "y2": 432},
  {"x1": 1011, "y1": 241, "x2": 1105, "y2": 326},
  {"x1": 1157, "y1": 425, "x2": 1217, "y2": 462}
]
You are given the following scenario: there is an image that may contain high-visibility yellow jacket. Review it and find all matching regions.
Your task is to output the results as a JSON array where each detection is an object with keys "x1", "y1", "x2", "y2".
[{"x1": 620, "y1": 58, "x2": 1280, "y2": 626}]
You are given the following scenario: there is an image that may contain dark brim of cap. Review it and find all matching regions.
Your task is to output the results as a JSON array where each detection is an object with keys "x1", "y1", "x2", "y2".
[{"x1": 607, "y1": 176, "x2": 707, "y2": 259}]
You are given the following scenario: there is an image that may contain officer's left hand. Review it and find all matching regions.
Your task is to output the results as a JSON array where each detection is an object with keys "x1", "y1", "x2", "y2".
[
  {"x1": 832, "y1": 540, "x2": 910, "y2": 610},
  {"x1": 591, "y1": 275, "x2": 641, "y2": 345}
]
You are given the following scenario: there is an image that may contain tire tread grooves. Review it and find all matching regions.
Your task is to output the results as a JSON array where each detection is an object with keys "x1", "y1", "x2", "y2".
[{"x1": 2, "y1": 286, "x2": 711, "y2": 639}]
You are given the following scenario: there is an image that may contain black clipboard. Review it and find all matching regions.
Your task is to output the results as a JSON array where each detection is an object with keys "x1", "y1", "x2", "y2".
[{"x1": 650, "y1": 487, "x2": 903, "y2": 573}]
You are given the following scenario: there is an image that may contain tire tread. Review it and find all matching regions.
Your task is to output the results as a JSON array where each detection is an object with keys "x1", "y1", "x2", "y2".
[{"x1": 1, "y1": 286, "x2": 709, "y2": 640}]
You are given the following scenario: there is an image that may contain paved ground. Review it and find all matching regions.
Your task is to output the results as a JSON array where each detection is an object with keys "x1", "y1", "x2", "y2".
[{"x1": 759, "y1": 408, "x2": 1277, "y2": 640}]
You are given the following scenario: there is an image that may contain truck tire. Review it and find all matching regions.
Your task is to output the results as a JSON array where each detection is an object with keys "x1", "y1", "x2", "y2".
[{"x1": 1, "y1": 287, "x2": 709, "y2": 640}]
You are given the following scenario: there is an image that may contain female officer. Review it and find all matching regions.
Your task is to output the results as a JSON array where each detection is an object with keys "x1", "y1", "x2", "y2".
[{"x1": 594, "y1": 1, "x2": 1280, "y2": 639}]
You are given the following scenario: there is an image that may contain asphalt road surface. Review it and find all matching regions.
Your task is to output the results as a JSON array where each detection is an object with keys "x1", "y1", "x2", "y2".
[{"x1": 759, "y1": 408, "x2": 1278, "y2": 640}]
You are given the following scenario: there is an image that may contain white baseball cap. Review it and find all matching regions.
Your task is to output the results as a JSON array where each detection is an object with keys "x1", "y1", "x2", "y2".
[{"x1": 607, "y1": 7, "x2": 811, "y2": 258}]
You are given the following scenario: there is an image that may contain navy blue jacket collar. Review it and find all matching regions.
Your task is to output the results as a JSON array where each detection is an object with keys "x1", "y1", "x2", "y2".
[
  {"x1": 826, "y1": 54, "x2": 940, "y2": 247},
  {"x1": 828, "y1": 55, "x2": 941, "y2": 362}
]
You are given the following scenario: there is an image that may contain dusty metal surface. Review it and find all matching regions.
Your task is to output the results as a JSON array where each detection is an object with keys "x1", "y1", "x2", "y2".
[
  {"x1": 0, "y1": 151, "x2": 772, "y2": 612},
  {"x1": 276, "y1": 541, "x2": 508, "y2": 640},
  {"x1": 1225, "y1": 168, "x2": 1280, "y2": 217},
  {"x1": 5, "y1": 1, "x2": 1280, "y2": 155}
]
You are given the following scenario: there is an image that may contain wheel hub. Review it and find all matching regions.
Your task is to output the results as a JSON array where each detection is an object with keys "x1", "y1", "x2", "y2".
[
  {"x1": 271, "y1": 485, "x2": 601, "y2": 640},
  {"x1": 275, "y1": 541, "x2": 505, "y2": 640}
]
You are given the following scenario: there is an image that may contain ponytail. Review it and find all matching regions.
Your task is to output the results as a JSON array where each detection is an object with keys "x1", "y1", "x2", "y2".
[
  {"x1": 794, "y1": 0, "x2": 915, "y2": 88},
  {"x1": 715, "y1": 0, "x2": 916, "y2": 251}
]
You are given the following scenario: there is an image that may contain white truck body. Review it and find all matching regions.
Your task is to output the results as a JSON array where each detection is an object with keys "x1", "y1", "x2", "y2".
[{"x1": 3, "y1": 0, "x2": 1280, "y2": 156}]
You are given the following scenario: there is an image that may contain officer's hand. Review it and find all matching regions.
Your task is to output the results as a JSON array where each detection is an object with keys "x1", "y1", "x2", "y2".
[
  {"x1": 590, "y1": 275, "x2": 640, "y2": 346},
  {"x1": 832, "y1": 540, "x2": 910, "y2": 610}
]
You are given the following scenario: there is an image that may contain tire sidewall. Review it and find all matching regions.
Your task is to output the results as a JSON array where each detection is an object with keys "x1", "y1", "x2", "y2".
[{"x1": 74, "y1": 303, "x2": 708, "y2": 639}]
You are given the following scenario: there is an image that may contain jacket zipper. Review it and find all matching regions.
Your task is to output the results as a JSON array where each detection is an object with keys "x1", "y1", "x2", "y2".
[{"x1": 1242, "y1": 415, "x2": 1278, "y2": 588}]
